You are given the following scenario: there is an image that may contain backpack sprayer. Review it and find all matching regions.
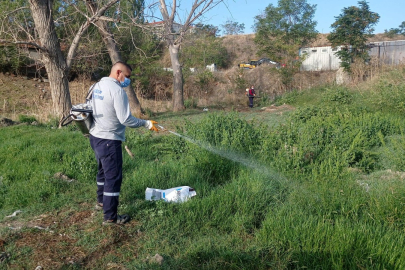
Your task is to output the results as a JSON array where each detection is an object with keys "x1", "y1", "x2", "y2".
[
  {"x1": 60, "y1": 104, "x2": 93, "y2": 137},
  {"x1": 60, "y1": 83, "x2": 96, "y2": 137}
]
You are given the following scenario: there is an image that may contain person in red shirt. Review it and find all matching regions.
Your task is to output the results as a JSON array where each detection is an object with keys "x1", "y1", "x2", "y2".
[{"x1": 246, "y1": 85, "x2": 256, "y2": 108}]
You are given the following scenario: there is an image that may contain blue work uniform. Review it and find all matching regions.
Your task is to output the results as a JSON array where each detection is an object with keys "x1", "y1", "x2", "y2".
[{"x1": 89, "y1": 77, "x2": 146, "y2": 221}]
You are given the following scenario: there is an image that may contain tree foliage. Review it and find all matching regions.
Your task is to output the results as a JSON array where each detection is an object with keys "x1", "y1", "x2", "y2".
[
  {"x1": 181, "y1": 27, "x2": 230, "y2": 69},
  {"x1": 384, "y1": 21, "x2": 405, "y2": 38},
  {"x1": 193, "y1": 23, "x2": 220, "y2": 37},
  {"x1": 327, "y1": 1, "x2": 379, "y2": 72},
  {"x1": 253, "y1": 0, "x2": 317, "y2": 89},
  {"x1": 220, "y1": 20, "x2": 244, "y2": 35}
]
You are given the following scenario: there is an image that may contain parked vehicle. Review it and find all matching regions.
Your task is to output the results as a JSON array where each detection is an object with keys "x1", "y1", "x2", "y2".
[{"x1": 238, "y1": 58, "x2": 280, "y2": 69}]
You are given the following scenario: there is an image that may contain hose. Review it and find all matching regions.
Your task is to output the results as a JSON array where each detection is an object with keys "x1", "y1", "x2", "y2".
[{"x1": 60, "y1": 114, "x2": 74, "y2": 127}]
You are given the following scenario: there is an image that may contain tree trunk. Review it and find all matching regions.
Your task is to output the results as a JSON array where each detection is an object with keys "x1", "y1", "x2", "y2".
[
  {"x1": 85, "y1": 0, "x2": 142, "y2": 118},
  {"x1": 169, "y1": 44, "x2": 184, "y2": 111},
  {"x1": 29, "y1": 0, "x2": 71, "y2": 119},
  {"x1": 95, "y1": 20, "x2": 142, "y2": 117}
]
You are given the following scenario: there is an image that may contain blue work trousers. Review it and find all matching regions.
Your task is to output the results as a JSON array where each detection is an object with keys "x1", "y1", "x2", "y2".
[
  {"x1": 249, "y1": 97, "x2": 254, "y2": 108},
  {"x1": 89, "y1": 135, "x2": 123, "y2": 221}
]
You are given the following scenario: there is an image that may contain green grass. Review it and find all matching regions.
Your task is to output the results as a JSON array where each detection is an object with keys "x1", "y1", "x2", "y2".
[{"x1": 1, "y1": 68, "x2": 405, "y2": 268}]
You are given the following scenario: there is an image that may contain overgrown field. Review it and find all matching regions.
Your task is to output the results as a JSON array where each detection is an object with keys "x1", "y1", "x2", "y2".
[{"x1": 1, "y1": 68, "x2": 405, "y2": 269}]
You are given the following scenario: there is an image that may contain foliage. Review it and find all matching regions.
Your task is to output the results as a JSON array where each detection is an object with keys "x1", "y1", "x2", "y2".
[
  {"x1": 123, "y1": 30, "x2": 164, "y2": 92},
  {"x1": 384, "y1": 21, "x2": 405, "y2": 37},
  {"x1": 0, "y1": 1, "x2": 35, "y2": 74},
  {"x1": 184, "y1": 112, "x2": 266, "y2": 154},
  {"x1": 253, "y1": 0, "x2": 318, "y2": 89},
  {"x1": 18, "y1": 115, "x2": 37, "y2": 124},
  {"x1": 220, "y1": 20, "x2": 245, "y2": 35},
  {"x1": 278, "y1": 62, "x2": 300, "y2": 89},
  {"x1": 232, "y1": 68, "x2": 248, "y2": 90},
  {"x1": 365, "y1": 71, "x2": 405, "y2": 114},
  {"x1": 192, "y1": 23, "x2": 221, "y2": 37},
  {"x1": 274, "y1": 89, "x2": 303, "y2": 105},
  {"x1": 327, "y1": 1, "x2": 380, "y2": 72},
  {"x1": 0, "y1": 0, "x2": 33, "y2": 41},
  {"x1": 254, "y1": 0, "x2": 318, "y2": 60},
  {"x1": 0, "y1": 0, "x2": 148, "y2": 78},
  {"x1": 321, "y1": 87, "x2": 353, "y2": 105},
  {"x1": 184, "y1": 98, "x2": 198, "y2": 109},
  {"x1": 181, "y1": 35, "x2": 230, "y2": 69},
  {"x1": 378, "y1": 135, "x2": 405, "y2": 171},
  {"x1": 0, "y1": 45, "x2": 30, "y2": 74},
  {"x1": 276, "y1": 107, "x2": 402, "y2": 173},
  {"x1": 192, "y1": 69, "x2": 215, "y2": 98},
  {"x1": 58, "y1": 0, "x2": 147, "y2": 79}
]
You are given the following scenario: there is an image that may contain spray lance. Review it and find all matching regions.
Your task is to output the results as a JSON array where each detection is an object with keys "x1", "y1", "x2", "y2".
[{"x1": 156, "y1": 124, "x2": 182, "y2": 136}]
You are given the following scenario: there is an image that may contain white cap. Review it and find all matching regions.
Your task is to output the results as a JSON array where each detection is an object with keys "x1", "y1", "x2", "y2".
[{"x1": 246, "y1": 88, "x2": 249, "y2": 91}]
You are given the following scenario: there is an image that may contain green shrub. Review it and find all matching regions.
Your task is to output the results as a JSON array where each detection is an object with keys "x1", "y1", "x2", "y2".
[
  {"x1": 274, "y1": 89, "x2": 302, "y2": 105},
  {"x1": 233, "y1": 69, "x2": 248, "y2": 90},
  {"x1": 368, "y1": 77, "x2": 405, "y2": 113},
  {"x1": 194, "y1": 70, "x2": 215, "y2": 95},
  {"x1": 184, "y1": 98, "x2": 198, "y2": 109},
  {"x1": 378, "y1": 134, "x2": 405, "y2": 171},
  {"x1": 185, "y1": 112, "x2": 265, "y2": 155},
  {"x1": 181, "y1": 35, "x2": 230, "y2": 69},
  {"x1": 18, "y1": 115, "x2": 37, "y2": 124},
  {"x1": 322, "y1": 87, "x2": 353, "y2": 104}
]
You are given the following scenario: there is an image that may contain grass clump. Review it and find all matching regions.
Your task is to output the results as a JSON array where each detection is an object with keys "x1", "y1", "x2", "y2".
[{"x1": 18, "y1": 115, "x2": 37, "y2": 124}]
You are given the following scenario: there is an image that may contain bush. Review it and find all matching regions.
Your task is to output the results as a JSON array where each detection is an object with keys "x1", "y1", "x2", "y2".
[
  {"x1": 367, "y1": 75, "x2": 405, "y2": 114},
  {"x1": 378, "y1": 134, "x2": 405, "y2": 171},
  {"x1": 181, "y1": 35, "x2": 230, "y2": 69},
  {"x1": 185, "y1": 112, "x2": 266, "y2": 155},
  {"x1": 18, "y1": 115, "x2": 37, "y2": 124},
  {"x1": 0, "y1": 45, "x2": 29, "y2": 74},
  {"x1": 184, "y1": 98, "x2": 198, "y2": 109},
  {"x1": 274, "y1": 89, "x2": 302, "y2": 105},
  {"x1": 322, "y1": 87, "x2": 353, "y2": 104}
]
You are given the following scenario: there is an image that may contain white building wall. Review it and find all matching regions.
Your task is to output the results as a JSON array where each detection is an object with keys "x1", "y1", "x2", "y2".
[{"x1": 300, "y1": 46, "x2": 342, "y2": 71}]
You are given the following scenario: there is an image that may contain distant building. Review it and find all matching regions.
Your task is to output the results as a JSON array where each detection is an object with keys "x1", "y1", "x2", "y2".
[
  {"x1": 299, "y1": 46, "x2": 342, "y2": 71},
  {"x1": 146, "y1": 21, "x2": 183, "y2": 39}
]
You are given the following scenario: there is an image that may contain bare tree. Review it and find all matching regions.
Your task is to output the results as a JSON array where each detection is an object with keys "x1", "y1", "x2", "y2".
[
  {"x1": 0, "y1": 0, "x2": 119, "y2": 122},
  {"x1": 85, "y1": 0, "x2": 144, "y2": 117},
  {"x1": 155, "y1": 0, "x2": 224, "y2": 111}
]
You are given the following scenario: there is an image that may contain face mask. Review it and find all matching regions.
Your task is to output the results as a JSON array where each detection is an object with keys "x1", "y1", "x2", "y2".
[{"x1": 120, "y1": 77, "x2": 131, "y2": 88}]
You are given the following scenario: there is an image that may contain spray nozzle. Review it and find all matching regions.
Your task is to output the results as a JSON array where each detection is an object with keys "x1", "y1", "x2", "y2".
[{"x1": 157, "y1": 125, "x2": 167, "y2": 131}]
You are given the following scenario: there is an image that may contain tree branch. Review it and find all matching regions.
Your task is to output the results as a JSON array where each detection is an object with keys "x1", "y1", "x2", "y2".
[
  {"x1": 0, "y1": 39, "x2": 48, "y2": 52},
  {"x1": 66, "y1": 0, "x2": 120, "y2": 69}
]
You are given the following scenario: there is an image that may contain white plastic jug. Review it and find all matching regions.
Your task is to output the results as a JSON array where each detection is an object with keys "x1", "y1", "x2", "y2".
[{"x1": 145, "y1": 186, "x2": 196, "y2": 203}]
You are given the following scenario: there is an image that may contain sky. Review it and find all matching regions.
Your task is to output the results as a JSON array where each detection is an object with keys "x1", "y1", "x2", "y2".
[{"x1": 186, "y1": 0, "x2": 405, "y2": 35}]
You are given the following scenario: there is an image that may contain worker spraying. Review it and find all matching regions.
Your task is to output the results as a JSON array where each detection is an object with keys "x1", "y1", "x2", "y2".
[
  {"x1": 246, "y1": 85, "x2": 256, "y2": 108},
  {"x1": 88, "y1": 61, "x2": 159, "y2": 225}
]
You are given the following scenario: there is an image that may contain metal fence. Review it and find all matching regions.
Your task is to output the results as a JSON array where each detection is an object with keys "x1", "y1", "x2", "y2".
[{"x1": 369, "y1": 40, "x2": 405, "y2": 65}]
